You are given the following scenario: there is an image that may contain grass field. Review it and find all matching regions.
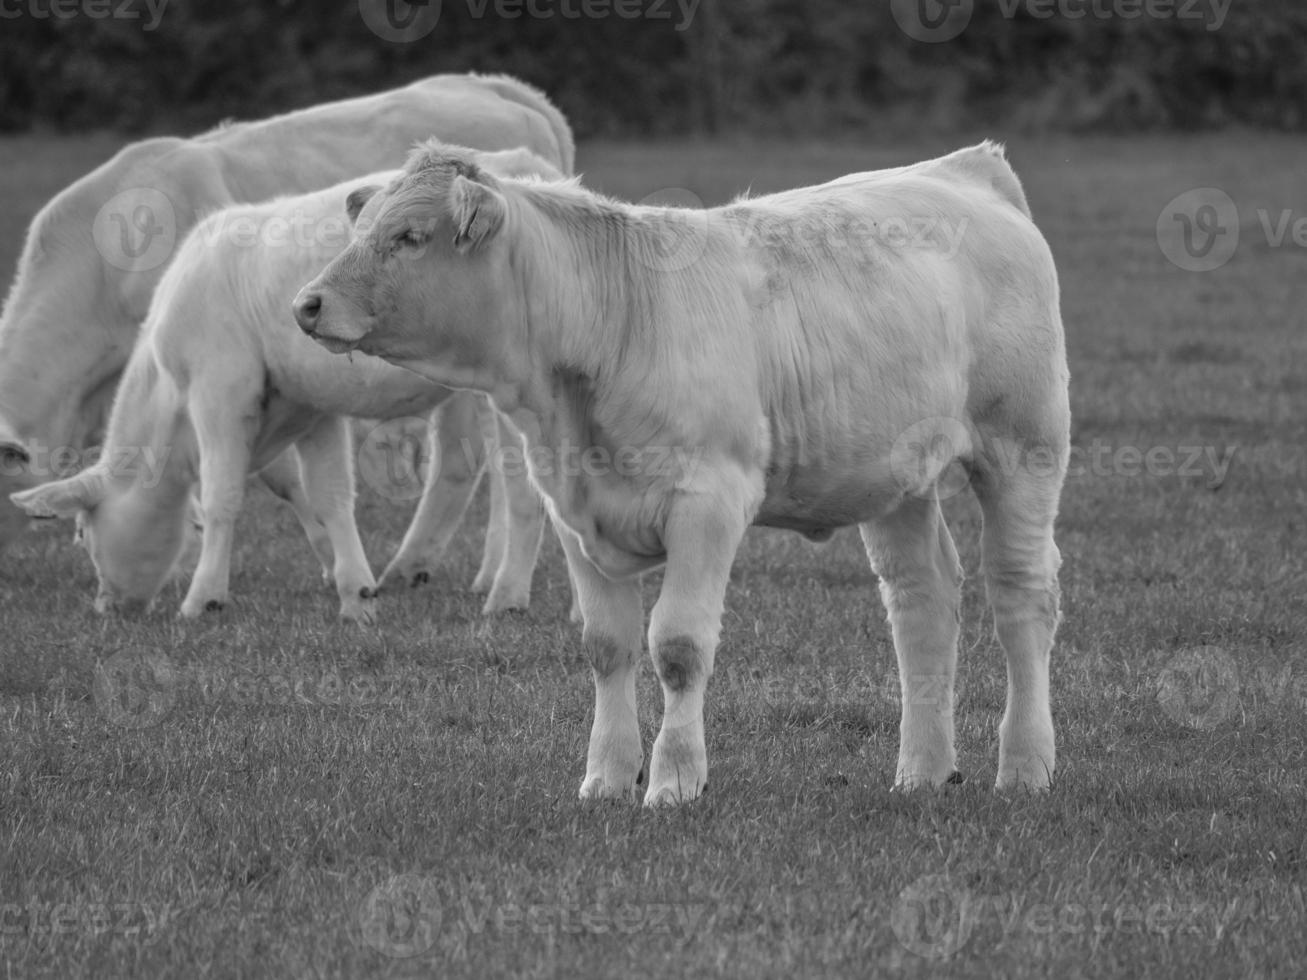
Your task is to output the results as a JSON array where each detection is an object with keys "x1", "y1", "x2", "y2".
[{"x1": 1, "y1": 129, "x2": 1306, "y2": 979}]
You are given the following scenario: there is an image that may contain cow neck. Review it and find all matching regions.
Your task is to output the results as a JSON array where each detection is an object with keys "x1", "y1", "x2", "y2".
[{"x1": 96, "y1": 339, "x2": 194, "y2": 498}]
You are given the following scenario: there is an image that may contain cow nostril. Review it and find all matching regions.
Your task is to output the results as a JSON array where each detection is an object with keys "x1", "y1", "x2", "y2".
[{"x1": 295, "y1": 293, "x2": 322, "y2": 333}]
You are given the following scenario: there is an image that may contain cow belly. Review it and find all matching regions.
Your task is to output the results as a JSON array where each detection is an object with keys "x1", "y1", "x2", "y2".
[{"x1": 757, "y1": 461, "x2": 906, "y2": 533}]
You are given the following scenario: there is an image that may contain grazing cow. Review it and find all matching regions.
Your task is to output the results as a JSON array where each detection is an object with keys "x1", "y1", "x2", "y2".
[
  {"x1": 10, "y1": 147, "x2": 565, "y2": 622},
  {"x1": 293, "y1": 141, "x2": 1070, "y2": 804},
  {"x1": 0, "y1": 73, "x2": 574, "y2": 598}
]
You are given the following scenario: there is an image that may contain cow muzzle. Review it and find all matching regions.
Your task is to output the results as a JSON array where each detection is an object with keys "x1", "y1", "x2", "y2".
[{"x1": 291, "y1": 285, "x2": 369, "y2": 354}]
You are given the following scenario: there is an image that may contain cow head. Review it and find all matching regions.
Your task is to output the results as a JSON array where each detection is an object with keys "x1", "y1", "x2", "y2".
[
  {"x1": 0, "y1": 429, "x2": 37, "y2": 553},
  {"x1": 9, "y1": 469, "x2": 196, "y2": 615},
  {"x1": 292, "y1": 147, "x2": 517, "y2": 385}
]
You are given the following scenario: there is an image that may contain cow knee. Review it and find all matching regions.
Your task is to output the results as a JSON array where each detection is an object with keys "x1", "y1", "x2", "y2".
[
  {"x1": 984, "y1": 548, "x2": 1061, "y2": 630},
  {"x1": 582, "y1": 627, "x2": 635, "y2": 678},
  {"x1": 651, "y1": 636, "x2": 706, "y2": 693}
]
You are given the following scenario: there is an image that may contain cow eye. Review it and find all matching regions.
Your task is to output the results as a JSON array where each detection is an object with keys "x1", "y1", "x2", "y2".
[{"x1": 394, "y1": 229, "x2": 427, "y2": 250}]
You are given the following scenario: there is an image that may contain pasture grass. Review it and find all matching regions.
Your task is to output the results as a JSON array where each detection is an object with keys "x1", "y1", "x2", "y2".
[{"x1": 2, "y1": 129, "x2": 1306, "y2": 978}]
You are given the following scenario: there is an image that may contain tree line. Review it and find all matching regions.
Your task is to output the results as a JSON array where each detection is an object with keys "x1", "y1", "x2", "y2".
[{"x1": 1, "y1": 0, "x2": 1302, "y2": 136}]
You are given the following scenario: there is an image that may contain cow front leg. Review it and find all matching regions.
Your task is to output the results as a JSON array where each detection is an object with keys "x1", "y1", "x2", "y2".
[
  {"x1": 294, "y1": 415, "x2": 378, "y2": 624},
  {"x1": 644, "y1": 498, "x2": 748, "y2": 806},
  {"x1": 860, "y1": 493, "x2": 964, "y2": 788},
  {"x1": 558, "y1": 528, "x2": 644, "y2": 799},
  {"x1": 179, "y1": 399, "x2": 254, "y2": 619}
]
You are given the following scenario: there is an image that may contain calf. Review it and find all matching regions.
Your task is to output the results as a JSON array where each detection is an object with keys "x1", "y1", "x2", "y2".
[
  {"x1": 11, "y1": 148, "x2": 564, "y2": 621},
  {"x1": 0, "y1": 73, "x2": 573, "y2": 569},
  {"x1": 294, "y1": 141, "x2": 1070, "y2": 802}
]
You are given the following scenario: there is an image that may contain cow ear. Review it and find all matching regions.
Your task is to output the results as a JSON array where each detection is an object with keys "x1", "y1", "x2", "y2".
[
  {"x1": 9, "y1": 472, "x2": 107, "y2": 519},
  {"x1": 345, "y1": 184, "x2": 382, "y2": 226},
  {"x1": 450, "y1": 175, "x2": 505, "y2": 254}
]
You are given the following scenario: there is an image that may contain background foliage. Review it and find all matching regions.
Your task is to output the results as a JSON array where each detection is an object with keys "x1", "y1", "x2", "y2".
[{"x1": 2, "y1": 0, "x2": 1304, "y2": 137}]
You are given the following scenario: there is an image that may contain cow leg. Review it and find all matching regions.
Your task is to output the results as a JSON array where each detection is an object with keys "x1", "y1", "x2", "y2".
[
  {"x1": 179, "y1": 400, "x2": 255, "y2": 619},
  {"x1": 257, "y1": 446, "x2": 335, "y2": 585},
  {"x1": 566, "y1": 556, "x2": 583, "y2": 624},
  {"x1": 294, "y1": 415, "x2": 378, "y2": 624},
  {"x1": 559, "y1": 528, "x2": 644, "y2": 800},
  {"x1": 481, "y1": 414, "x2": 546, "y2": 613},
  {"x1": 469, "y1": 407, "x2": 507, "y2": 593},
  {"x1": 644, "y1": 498, "x2": 749, "y2": 806},
  {"x1": 973, "y1": 445, "x2": 1064, "y2": 791},
  {"x1": 378, "y1": 392, "x2": 485, "y2": 591},
  {"x1": 860, "y1": 493, "x2": 964, "y2": 788}
]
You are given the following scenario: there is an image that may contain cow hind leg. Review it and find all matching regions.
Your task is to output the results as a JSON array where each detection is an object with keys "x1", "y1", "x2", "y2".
[
  {"x1": 469, "y1": 412, "x2": 507, "y2": 594},
  {"x1": 378, "y1": 393, "x2": 485, "y2": 591},
  {"x1": 860, "y1": 492, "x2": 964, "y2": 788},
  {"x1": 257, "y1": 447, "x2": 335, "y2": 585},
  {"x1": 481, "y1": 418, "x2": 546, "y2": 614},
  {"x1": 559, "y1": 529, "x2": 645, "y2": 800},
  {"x1": 294, "y1": 416, "x2": 378, "y2": 624},
  {"x1": 972, "y1": 444, "x2": 1064, "y2": 791}
]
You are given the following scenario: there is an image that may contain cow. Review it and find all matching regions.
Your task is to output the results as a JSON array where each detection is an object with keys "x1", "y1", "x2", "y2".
[
  {"x1": 9, "y1": 147, "x2": 565, "y2": 622},
  {"x1": 292, "y1": 140, "x2": 1070, "y2": 805},
  {"x1": 0, "y1": 73, "x2": 574, "y2": 604}
]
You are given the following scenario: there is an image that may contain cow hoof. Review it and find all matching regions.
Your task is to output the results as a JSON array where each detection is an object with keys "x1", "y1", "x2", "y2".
[
  {"x1": 204, "y1": 600, "x2": 225, "y2": 613},
  {"x1": 643, "y1": 784, "x2": 703, "y2": 808},
  {"x1": 579, "y1": 775, "x2": 638, "y2": 801},
  {"x1": 342, "y1": 585, "x2": 379, "y2": 625},
  {"x1": 410, "y1": 571, "x2": 430, "y2": 587},
  {"x1": 947, "y1": 770, "x2": 965, "y2": 785},
  {"x1": 482, "y1": 588, "x2": 530, "y2": 616}
]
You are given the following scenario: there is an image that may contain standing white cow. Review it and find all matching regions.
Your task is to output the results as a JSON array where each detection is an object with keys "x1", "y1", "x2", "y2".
[
  {"x1": 10, "y1": 148, "x2": 564, "y2": 621},
  {"x1": 0, "y1": 73, "x2": 573, "y2": 601},
  {"x1": 293, "y1": 141, "x2": 1070, "y2": 804}
]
